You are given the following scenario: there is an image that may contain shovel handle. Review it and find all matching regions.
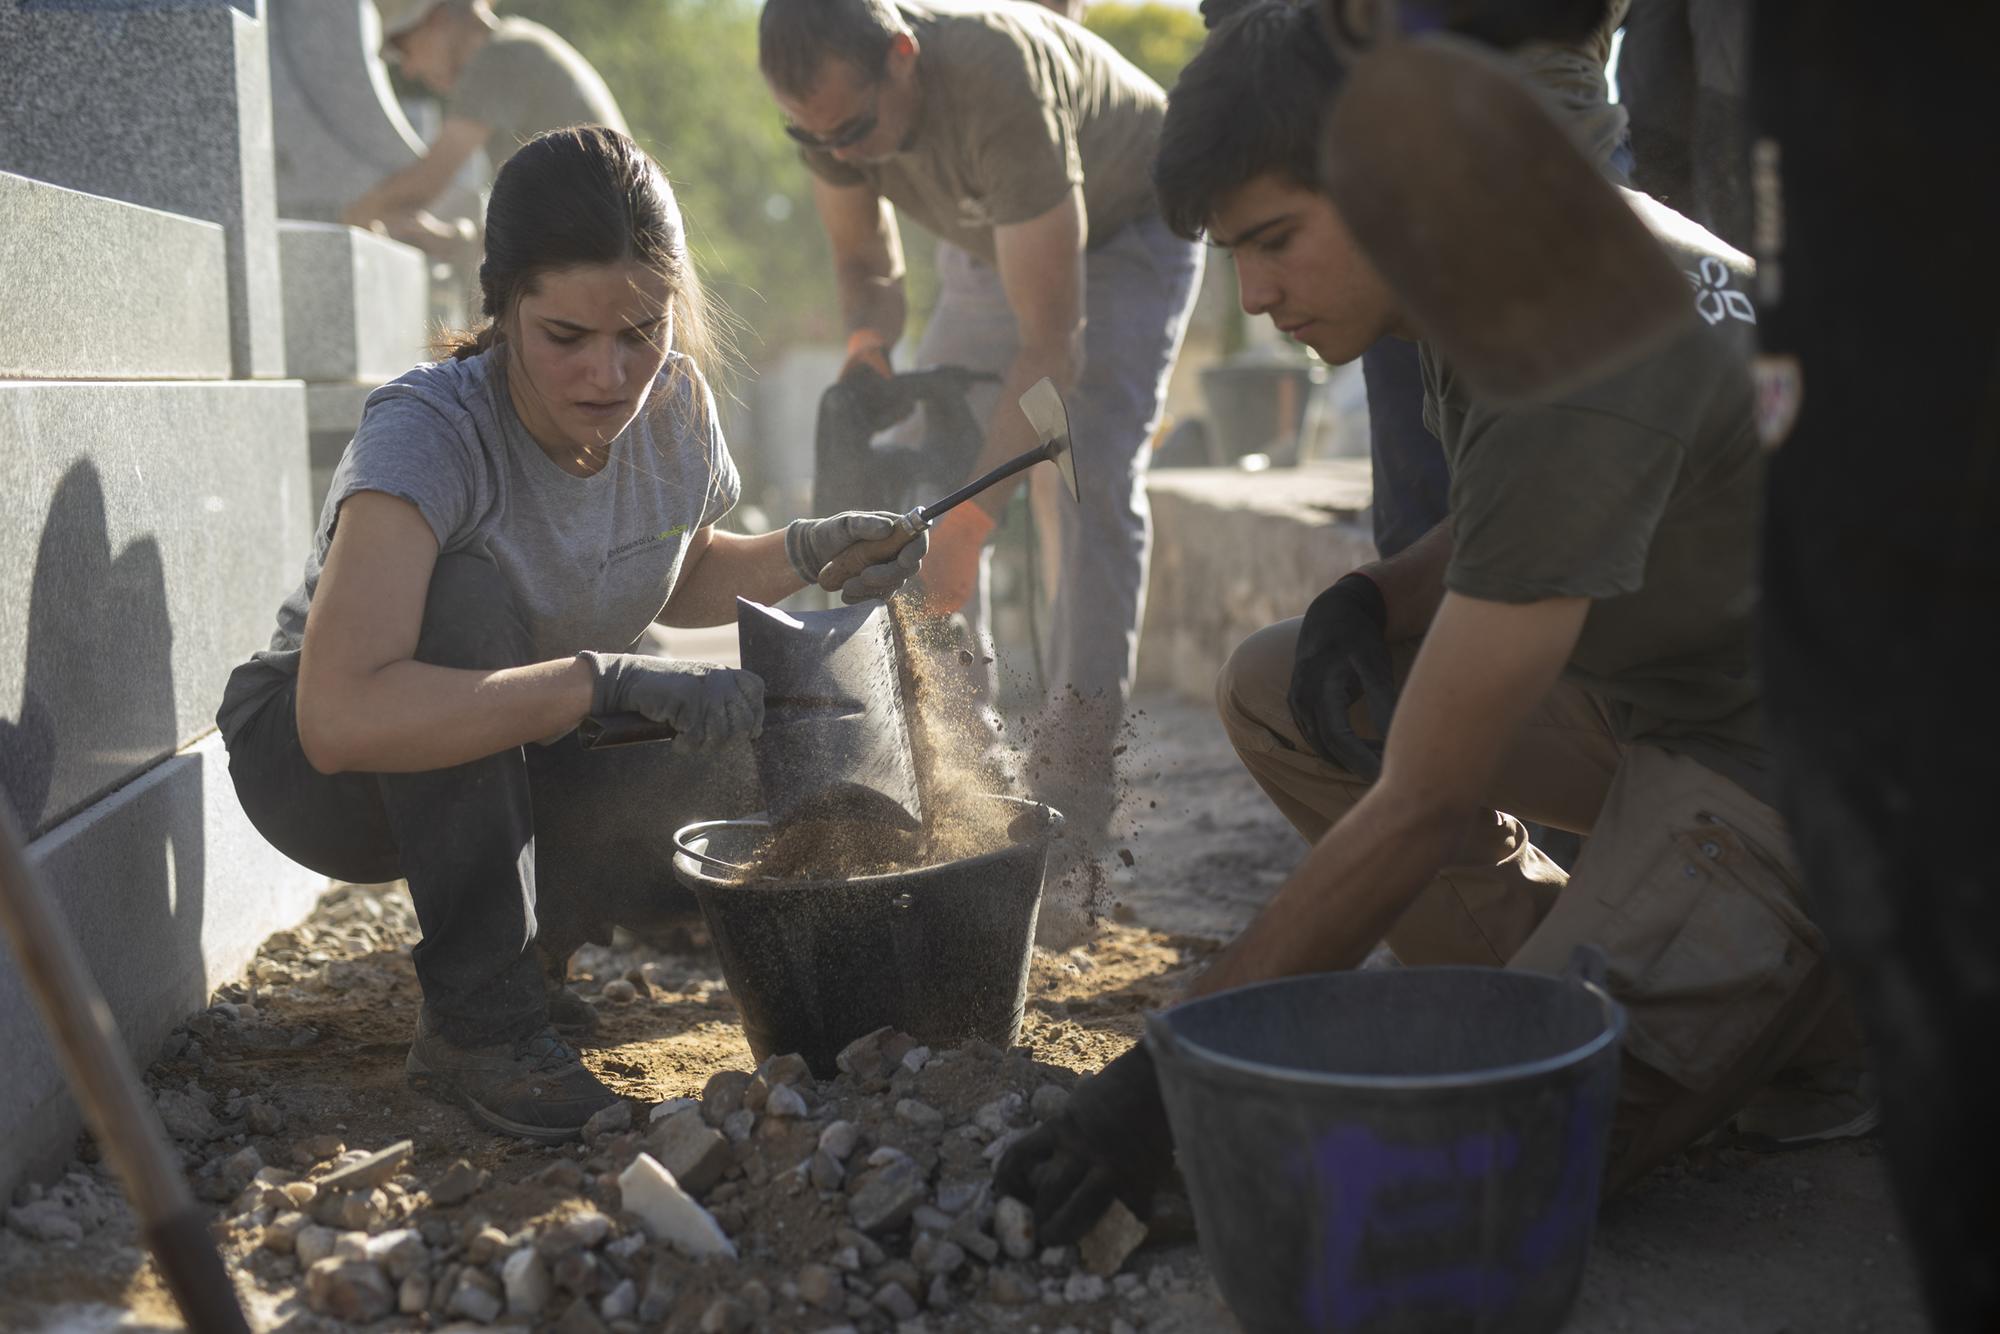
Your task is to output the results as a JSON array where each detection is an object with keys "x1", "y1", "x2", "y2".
[
  {"x1": 579, "y1": 712, "x2": 678, "y2": 749},
  {"x1": 816, "y1": 521, "x2": 923, "y2": 593}
]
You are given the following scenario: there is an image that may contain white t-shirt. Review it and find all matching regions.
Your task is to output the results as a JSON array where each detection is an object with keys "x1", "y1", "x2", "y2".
[{"x1": 217, "y1": 345, "x2": 739, "y2": 742}]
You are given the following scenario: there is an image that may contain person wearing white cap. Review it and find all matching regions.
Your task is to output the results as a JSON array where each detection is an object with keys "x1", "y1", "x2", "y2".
[{"x1": 343, "y1": 0, "x2": 628, "y2": 256}]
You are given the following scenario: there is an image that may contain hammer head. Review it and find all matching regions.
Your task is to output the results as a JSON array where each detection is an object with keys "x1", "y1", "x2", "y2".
[{"x1": 1017, "y1": 378, "x2": 1080, "y2": 503}]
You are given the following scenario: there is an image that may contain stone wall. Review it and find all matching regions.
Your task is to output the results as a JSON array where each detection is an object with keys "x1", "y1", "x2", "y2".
[
  {"x1": 0, "y1": 0, "x2": 351, "y2": 1190},
  {"x1": 1137, "y1": 463, "x2": 1378, "y2": 703}
]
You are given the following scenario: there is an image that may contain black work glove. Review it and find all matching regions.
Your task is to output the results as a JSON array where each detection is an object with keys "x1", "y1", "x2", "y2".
[
  {"x1": 1288, "y1": 572, "x2": 1397, "y2": 780},
  {"x1": 994, "y1": 1043, "x2": 1175, "y2": 1246}
]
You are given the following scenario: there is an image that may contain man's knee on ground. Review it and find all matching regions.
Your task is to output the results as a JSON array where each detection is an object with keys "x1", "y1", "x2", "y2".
[{"x1": 1215, "y1": 618, "x2": 1303, "y2": 743}]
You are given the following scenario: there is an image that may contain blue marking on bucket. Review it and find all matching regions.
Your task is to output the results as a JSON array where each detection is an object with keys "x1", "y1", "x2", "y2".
[{"x1": 1299, "y1": 1081, "x2": 1605, "y2": 1330}]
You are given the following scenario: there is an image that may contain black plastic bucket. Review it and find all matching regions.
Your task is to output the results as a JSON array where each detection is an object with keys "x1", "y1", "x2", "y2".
[
  {"x1": 671, "y1": 797, "x2": 1059, "y2": 1078},
  {"x1": 1146, "y1": 954, "x2": 1625, "y2": 1334}
]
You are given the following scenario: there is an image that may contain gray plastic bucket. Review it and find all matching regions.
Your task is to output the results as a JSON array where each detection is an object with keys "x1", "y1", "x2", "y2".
[
  {"x1": 672, "y1": 797, "x2": 1059, "y2": 1078},
  {"x1": 1146, "y1": 953, "x2": 1625, "y2": 1334}
]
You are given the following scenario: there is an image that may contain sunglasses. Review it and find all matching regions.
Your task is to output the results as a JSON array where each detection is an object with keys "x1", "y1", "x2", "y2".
[{"x1": 783, "y1": 86, "x2": 882, "y2": 151}]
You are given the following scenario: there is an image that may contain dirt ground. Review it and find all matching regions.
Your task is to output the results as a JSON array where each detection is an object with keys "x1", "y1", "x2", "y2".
[{"x1": 1, "y1": 692, "x2": 1928, "y2": 1333}]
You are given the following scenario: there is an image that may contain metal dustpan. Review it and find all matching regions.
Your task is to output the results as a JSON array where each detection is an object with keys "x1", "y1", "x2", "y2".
[{"x1": 736, "y1": 596, "x2": 925, "y2": 831}]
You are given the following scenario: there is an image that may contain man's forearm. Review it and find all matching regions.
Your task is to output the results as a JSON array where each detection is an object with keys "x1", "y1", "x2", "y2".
[
  {"x1": 1364, "y1": 518, "x2": 1453, "y2": 641},
  {"x1": 836, "y1": 266, "x2": 907, "y2": 351},
  {"x1": 1188, "y1": 782, "x2": 1458, "y2": 997}
]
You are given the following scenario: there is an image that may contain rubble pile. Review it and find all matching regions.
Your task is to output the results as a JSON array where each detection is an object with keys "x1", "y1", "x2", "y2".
[{"x1": 199, "y1": 1024, "x2": 1186, "y2": 1331}]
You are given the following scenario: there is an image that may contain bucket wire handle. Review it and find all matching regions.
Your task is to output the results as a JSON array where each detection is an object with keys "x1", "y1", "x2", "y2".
[{"x1": 1563, "y1": 943, "x2": 1610, "y2": 989}]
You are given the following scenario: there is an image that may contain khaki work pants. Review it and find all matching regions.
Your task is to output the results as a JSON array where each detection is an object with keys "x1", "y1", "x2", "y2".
[{"x1": 1217, "y1": 618, "x2": 1850, "y2": 1190}]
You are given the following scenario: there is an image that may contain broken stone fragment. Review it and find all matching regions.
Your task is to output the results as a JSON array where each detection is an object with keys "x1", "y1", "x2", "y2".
[
  {"x1": 316, "y1": 1139, "x2": 413, "y2": 1194},
  {"x1": 153, "y1": 1087, "x2": 222, "y2": 1143},
  {"x1": 993, "y1": 1196, "x2": 1035, "y2": 1260},
  {"x1": 895, "y1": 1098, "x2": 944, "y2": 1130},
  {"x1": 551, "y1": 1248, "x2": 597, "y2": 1294},
  {"x1": 818, "y1": 1119, "x2": 860, "y2": 1161},
  {"x1": 1078, "y1": 1198, "x2": 1147, "y2": 1276},
  {"x1": 305, "y1": 1257, "x2": 395, "y2": 1321},
  {"x1": 600, "y1": 1277, "x2": 638, "y2": 1320},
  {"x1": 465, "y1": 1224, "x2": 511, "y2": 1265},
  {"x1": 294, "y1": 1223, "x2": 339, "y2": 1267},
  {"x1": 722, "y1": 1108, "x2": 756, "y2": 1143},
  {"x1": 449, "y1": 1267, "x2": 505, "y2": 1323},
  {"x1": 910, "y1": 1203, "x2": 954, "y2": 1233},
  {"x1": 581, "y1": 1101, "x2": 633, "y2": 1147},
  {"x1": 764, "y1": 1084, "x2": 809, "y2": 1119},
  {"x1": 927, "y1": 1273, "x2": 954, "y2": 1311},
  {"x1": 601, "y1": 978, "x2": 638, "y2": 1004},
  {"x1": 502, "y1": 1246, "x2": 554, "y2": 1319},
  {"x1": 555, "y1": 1294, "x2": 611, "y2": 1334},
  {"x1": 871, "y1": 1280, "x2": 920, "y2": 1321},
  {"x1": 1064, "y1": 1272, "x2": 1109, "y2": 1302},
  {"x1": 834, "y1": 1026, "x2": 898, "y2": 1080},
  {"x1": 759, "y1": 1051, "x2": 812, "y2": 1087},
  {"x1": 246, "y1": 1100, "x2": 286, "y2": 1136},
  {"x1": 847, "y1": 1158, "x2": 927, "y2": 1235},
  {"x1": 644, "y1": 1108, "x2": 730, "y2": 1198},
  {"x1": 901, "y1": 1045, "x2": 931, "y2": 1074},
  {"x1": 835, "y1": 1225, "x2": 886, "y2": 1267},
  {"x1": 537, "y1": 1208, "x2": 612, "y2": 1257},
  {"x1": 973, "y1": 1092, "x2": 1024, "y2": 1135},
  {"x1": 700, "y1": 1295, "x2": 750, "y2": 1333},
  {"x1": 397, "y1": 1272, "x2": 431, "y2": 1315},
  {"x1": 313, "y1": 1185, "x2": 390, "y2": 1232},
  {"x1": 367, "y1": 1227, "x2": 429, "y2": 1281},
  {"x1": 986, "y1": 1268, "x2": 1038, "y2": 1305},
  {"x1": 701, "y1": 1070, "x2": 754, "y2": 1126},
  {"x1": 262, "y1": 1211, "x2": 308, "y2": 1255},
  {"x1": 427, "y1": 1158, "x2": 489, "y2": 1207},
  {"x1": 810, "y1": 1149, "x2": 846, "y2": 1191},
  {"x1": 798, "y1": 1263, "x2": 843, "y2": 1311},
  {"x1": 649, "y1": 1097, "x2": 698, "y2": 1124},
  {"x1": 617, "y1": 1153, "x2": 737, "y2": 1260}
]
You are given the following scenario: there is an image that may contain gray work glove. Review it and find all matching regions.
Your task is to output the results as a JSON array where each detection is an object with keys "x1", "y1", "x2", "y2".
[
  {"x1": 1288, "y1": 572, "x2": 1397, "y2": 780},
  {"x1": 576, "y1": 652, "x2": 763, "y2": 750},
  {"x1": 785, "y1": 511, "x2": 929, "y2": 604}
]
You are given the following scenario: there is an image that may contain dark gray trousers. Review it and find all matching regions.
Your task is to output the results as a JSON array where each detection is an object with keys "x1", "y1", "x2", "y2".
[{"x1": 222, "y1": 552, "x2": 756, "y2": 1044}]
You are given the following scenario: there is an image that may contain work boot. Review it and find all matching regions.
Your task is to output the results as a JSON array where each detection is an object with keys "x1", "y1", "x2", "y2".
[
  {"x1": 1733, "y1": 1064, "x2": 1881, "y2": 1150},
  {"x1": 406, "y1": 1013, "x2": 623, "y2": 1144},
  {"x1": 536, "y1": 946, "x2": 600, "y2": 1042}
]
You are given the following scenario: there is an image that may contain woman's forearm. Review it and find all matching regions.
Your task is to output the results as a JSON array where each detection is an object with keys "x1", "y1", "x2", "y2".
[
  {"x1": 298, "y1": 654, "x2": 595, "y2": 775},
  {"x1": 658, "y1": 529, "x2": 803, "y2": 627}
]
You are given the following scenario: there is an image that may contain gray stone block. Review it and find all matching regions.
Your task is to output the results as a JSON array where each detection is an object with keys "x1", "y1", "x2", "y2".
[
  {"x1": 305, "y1": 380, "x2": 377, "y2": 521},
  {"x1": 0, "y1": 2, "x2": 286, "y2": 378},
  {"x1": 1137, "y1": 463, "x2": 1378, "y2": 701},
  {"x1": 0, "y1": 381, "x2": 309, "y2": 837},
  {"x1": 0, "y1": 171, "x2": 231, "y2": 381},
  {"x1": 267, "y1": 0, "x2": 478, "y2": 224},
  {"x1": 279, "y1": 221, "x2": 429, "y2": 382},
  {"x1": 1, "y1": 735, "x2": 327, "y2": 1190}
]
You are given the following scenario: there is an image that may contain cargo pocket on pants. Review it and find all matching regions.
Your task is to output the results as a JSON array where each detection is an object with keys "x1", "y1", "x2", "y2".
[{"x1": 1597, "y1": 822, "x2": 1824, "y2": 1093}]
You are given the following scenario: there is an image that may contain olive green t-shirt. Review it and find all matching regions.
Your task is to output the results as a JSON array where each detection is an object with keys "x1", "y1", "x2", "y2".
[
  {"x1": 450, "y1": 18, "x2": 629, "y2": 164},
  {"x1": 800, "y1": 1, "x2": 1166, "y2": 261},
  {"x1": 1420, "y1": 194, "x2": 1771, "y2": 799}
]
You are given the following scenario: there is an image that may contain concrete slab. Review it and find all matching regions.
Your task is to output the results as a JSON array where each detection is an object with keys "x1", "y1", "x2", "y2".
[
  {"x1": 0, "y1": 2, "x2": 286, "y2": 378},
  {"x1": 0, "y1": 735, "x2": 327, "y2": 1190},
  {"x1": 1137, "y1": 461, "x2": 1377, "y2": 701},
  {"x1": 0, "y1": 381, "x2": 309, "y2": 837},
  {"x1": 0, "y1": 173, "x2": 231, "y2": 381},
  {"x1": 278, "y1": 221, "x2": 428, "y2": 382}
]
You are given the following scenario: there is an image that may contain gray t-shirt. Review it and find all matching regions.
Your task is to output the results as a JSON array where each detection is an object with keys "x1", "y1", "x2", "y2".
[
  {"x1": 800, "y1": 1, "x2": 1166, "y2": 262},
  {"x1": 1420, "y1": 195, "x2": 1767, "y2": 799},
  {"x1": 216, "y1": 347, "x2": 739, "y2": 743},
  {"x1": 450, "y1": 17, "x2": 629, "y2": 161}
]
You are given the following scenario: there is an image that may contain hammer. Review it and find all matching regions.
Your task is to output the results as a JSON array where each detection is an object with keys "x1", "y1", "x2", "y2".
[{"x1": 812, "y1": 377, "x2": 1078, "y2": 594}]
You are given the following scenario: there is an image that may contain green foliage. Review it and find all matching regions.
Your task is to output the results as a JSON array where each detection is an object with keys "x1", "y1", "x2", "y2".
[
  {"x1": 505, "y1": 0, "x2": 839, "y2": 366},
  {"x1": 487, "y1": 0, "x2": 1205, "y2": 371},
  {"x1": 1085, "y1": 1, "x2": 1207, "y2": 92}
]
